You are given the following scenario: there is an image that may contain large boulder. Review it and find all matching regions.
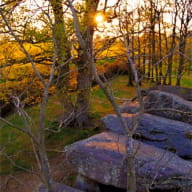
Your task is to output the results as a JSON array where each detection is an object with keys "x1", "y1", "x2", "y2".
[
  {"x1": 144, "y1": 90, "x2": 192, "y2": 124},
  {"x1": 102, "y1": 113, "x2": 192, "y2": 159},
  {"x1": 64, "y1": 132, "x2": 192, "y2": 192},
  {"x1": 144, "y1": 85, "x2": 192, "y2": 101}
]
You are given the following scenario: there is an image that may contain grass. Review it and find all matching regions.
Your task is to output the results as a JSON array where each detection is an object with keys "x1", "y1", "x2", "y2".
[
  {"x1": 180, "y1": 76, "x2": 192, "y2": 87},
  {"x1": 90, "y1": 76, "x2": 151, "y2": 117},
  {"x1": 166, "y1": 76, "x2": 192, "y2": 88}
]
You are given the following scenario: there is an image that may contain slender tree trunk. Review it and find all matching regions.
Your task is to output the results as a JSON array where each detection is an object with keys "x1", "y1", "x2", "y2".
[
  {"x1": 142, "y1": 32, "x2": 146, "y2": 78},
  {"x1": 151, "y1": 25, "x2": 156, "y2": 82},
  {"x1": 168, "y1": 3, "x2": 177, "y2": 85},
  {"x1": 127, "y1": 62, "x2": 134, "y2": 86},
  {"x1": 126, "y1": 35, "x2": 134, "y2": 86},
  {"x1": 143, "y1": 46, "x2": 146, "y2": 78},
  {"x1": 157, "y1": 11, "x2": 164, "y2": 85},
  {"x1": 148, "y1": 39, "x2": 151, "y2": 79},
  {"x1": 137, "y1": 27, "x2": 142, "y2": 85},
  {"x1": 162, "y1": 24, "x2": 169, "y2": 84},
  {"x1": 176, "y1": 38, "x2": 186, "y2": 85}
]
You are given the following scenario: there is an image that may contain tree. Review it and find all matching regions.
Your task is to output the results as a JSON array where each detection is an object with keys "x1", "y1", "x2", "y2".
[
  {"x1": 164, "y1": 0, "x2": 178, "y2": 85},
  {"x1": 176, "y1": 0, "x2": 192, "y2": 85},
  {"x1": 48, "y1": 0, "x2": 74, "y2": 128},
  {"x1": 49, "y1": 0, "x2": 100, "y2": 127},
  {"x1": 67, "y1": 1, "x2": 145, "y2": 192},
  {"x1": 72, "y1": 0, "x2": 100, "y2": 127},
  {"x1": 0, "y1": 11, "x2": 54, "y2": 192},
  {"x1": 117, "y1": 3, "x2": 136, "y2": 86},
  {"x1": 0, "y1": 0, "x2": 102, "y2": 191},
  {"x1": 0, "y1": 1, "x2": 57, "y2": 191}
]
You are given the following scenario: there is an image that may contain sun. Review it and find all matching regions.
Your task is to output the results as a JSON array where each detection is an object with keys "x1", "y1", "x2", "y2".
[{"x1": 95, "y1": 13, "x2": 105, "y2": 24}]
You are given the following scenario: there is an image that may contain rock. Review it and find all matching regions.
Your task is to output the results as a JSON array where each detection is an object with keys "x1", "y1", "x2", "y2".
[
  {"x1": 64, "y1": 132, "x2": 192, "y2": 192},
  {"x1": 144, "y1": 85, "x2": 192, "y2": 101},
  {"x1": 119, "y1": 102, "x2": 139, "y2": 113},
  {"x1": 102, "y1": 113, "x2": 192, "y2": 159},
  {"x1": 74, "y1": 174, "x2": 100, "y2": 192},
  {"x1": 39, "y1": 182, "x2": 83, "y2": 192},
  {"x1": 144, "y1": 90, "x2": 192, "y2": 124}
]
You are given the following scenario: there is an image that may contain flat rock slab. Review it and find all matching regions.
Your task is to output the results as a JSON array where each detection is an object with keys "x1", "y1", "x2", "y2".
[
  {"x1": 144, "y1": 85, "x2": 192, "y2": 101},
  {"x1": 39, "y1": 182, "x2": 83, "y2": 192},
  {"x1": 64, "y1": 132, "x2": 192, "y2": 192},
  {"x1": 144, "y1": 90, "x2": 192, "y2": 124},
  {"x1": 102, "y1": 113, "x2": 192, "y2": 159}
]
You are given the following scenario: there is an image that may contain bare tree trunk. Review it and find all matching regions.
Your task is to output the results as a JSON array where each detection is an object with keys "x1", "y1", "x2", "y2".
[
  {"x1": 127, "y1": 61, "x2": 134, "y2": 86},
  {"x1": 157, "y1": 11, "x2": 162, "y2": 84},
  {"x1": 123, "y1": 37, "x2": 144, "y2": 192},
  {"x1": 176, "y1": 38, "x2": 186, "y2": 85},
  {"x1": 142, "y1": 32, "x2": 147, "y2": 78},
  {"x1": 39, "y1": 88, "x2": 53, "y2": 192},
  {"x1": 162, "y1": 23, "x2": 169, "y2": 84},
  {"x1": 151, "y1": 23, "x2": 155, "y2": 83},
  {"x1": 137, "y1": 19, "x2": 142, "y2": 85},
  {"x1": 117, "y1": 2, "x2": 145, "y2": 191},
  {"x1": 147, "y1": 31, "x2": 152, "y2": 79}
]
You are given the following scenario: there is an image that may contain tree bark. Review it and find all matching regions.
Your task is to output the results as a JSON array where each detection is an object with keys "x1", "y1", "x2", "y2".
[
  {"x1": 168, "y1": 0, "x2": 177, "y2": 85},
  {"x1": 49, "y1": 0, "x2": 74, "y2": 127},
  {"x1": 75, "y1": 46, "x2": 92, "y2": 126},
  {"x1": 176, "y1": 0, "x2": 191, "y2": 85},
  {"x1": 74, "y1": 0, "x2": 99, "y2": 126},
  {"x1": 176, "y1": 37, "x2": 186, "y2": 85}
]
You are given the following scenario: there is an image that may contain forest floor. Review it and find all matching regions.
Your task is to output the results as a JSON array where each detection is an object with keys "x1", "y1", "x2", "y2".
[{"x1": 1, "y1": 75, "x2": 192, "y2": 192}]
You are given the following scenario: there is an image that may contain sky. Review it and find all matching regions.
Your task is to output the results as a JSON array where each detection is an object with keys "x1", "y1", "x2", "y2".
[{"x1": 2, "y1": 0, "x2": 188, "y2": 37}]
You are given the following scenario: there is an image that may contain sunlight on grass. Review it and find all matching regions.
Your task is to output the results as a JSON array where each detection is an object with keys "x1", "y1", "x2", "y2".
[
  {"x1": 90, "y1": 75, "x2": 151, "y2": 117},
  {"x1": 170, "y1": 76, "x2": 192, "y2": 88},
  {"x1": 181, "y1": 76, "x2": 192, "y2": 87}
]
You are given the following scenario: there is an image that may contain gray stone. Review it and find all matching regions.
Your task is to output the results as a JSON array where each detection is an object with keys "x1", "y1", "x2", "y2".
[
  {"x1": 144, "y1": 90, "x2": 192, "y2": 124},
  {"x1": 144, "y1": 85, "x2": 192, "y2": 101},
  {"x1": 74, "y1": 174, "x2": 100, "y2": 192},
  {"x1": 39, "y1": 182, "x2": 83, "y2": 192},
  {"x1": 102, "y1": 113, "x2": 192, "y2": 159},
  {"x1": 64, "y1": 132, "x2": 192, "y2": 192},
  {"x1": 119, "y1": 102, "x2": 139, "y2": 113}
]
